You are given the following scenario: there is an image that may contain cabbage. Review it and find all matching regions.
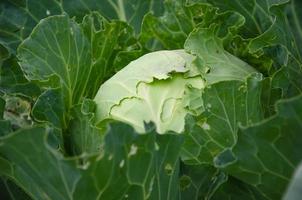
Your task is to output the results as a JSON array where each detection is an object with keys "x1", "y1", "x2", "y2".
[{"x1": 94, "y1": 50, "x2": 204, "y2": 133}]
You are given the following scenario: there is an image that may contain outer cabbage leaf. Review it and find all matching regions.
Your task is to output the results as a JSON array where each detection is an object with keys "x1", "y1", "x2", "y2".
[
  {"x1": 0, "y1": 58, "x2": 41, "y2": 97},
  {"x1": 214, "y1": 95, "x2": 302, "y2": 199},
  {"x1": 140, "y1": 0, "x2": 201, "y2": 50},
  {"x1": 0, "y1": 122, "x2": 184, "y2": 200},
  {"x1": 31, "y1": 88, "x2": 66, "y2": 129},
  {"x1": 140, "y1": 0, "x2": 246, "y2": 51},
  {"x1": 185, "y1": 25, "x2": 256, "y2": 84},
  {"x1": 179, "y1": 164, "x2": 228, "y2": 200},
  {"x1": 0, "y1": 0, "x2": 152, "y2": 55},
  {"x1": 62, "y1": 0, "x2": 154, "y2": 33},
  {"x1": 18, "y1": 15, "x2": 92, "y2": 108},
  {"x1": 190, "y1": 0, "x2": 302, "y2": 98},
  {"x1": 182, "y1": 74, "x2": 265, "y2": 165},
  {"x1": 80, "y1": 12, "x2": 142, "y2": 97},
  {"x1": 0, "y1": 178, "x2": 31, "y2": 200},
  {"x1": 211, "y1": 176, "x2": 268, "y2": 200},
  {"x1": 67, "y1": 99, "x2": 103, "y2": 155},
  {"x1": 0, "y1": 0, "x2": 62, "y2": 54}
]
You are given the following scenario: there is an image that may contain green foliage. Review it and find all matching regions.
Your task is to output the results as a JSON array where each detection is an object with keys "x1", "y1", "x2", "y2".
[{"x1": 0, "y1": 0, "x2": 301, "y2": 199}]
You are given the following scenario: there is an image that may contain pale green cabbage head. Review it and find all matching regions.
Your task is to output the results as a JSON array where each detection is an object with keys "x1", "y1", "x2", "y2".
[{"x1": 94, "y1": 50, "x2": 204, "y2": 134}]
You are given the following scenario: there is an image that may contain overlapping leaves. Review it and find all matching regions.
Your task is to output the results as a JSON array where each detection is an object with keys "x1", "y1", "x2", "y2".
[
  {"x1": 0, "y1": 122, "x2": 183, "y2": 200},
  {"x1": 0, "y1": 0, "x2": 302, "y2": 199}
]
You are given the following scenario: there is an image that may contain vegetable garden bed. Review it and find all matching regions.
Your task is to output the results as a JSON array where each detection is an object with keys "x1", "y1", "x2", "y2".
[{"x1": 0, "y1": 0, "x2": 302, "y2": 199}]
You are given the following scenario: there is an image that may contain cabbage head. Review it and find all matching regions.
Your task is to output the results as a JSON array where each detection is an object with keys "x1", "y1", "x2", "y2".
[{"x1": 94, "y1": 50, "x2": 204, "y2": 133}]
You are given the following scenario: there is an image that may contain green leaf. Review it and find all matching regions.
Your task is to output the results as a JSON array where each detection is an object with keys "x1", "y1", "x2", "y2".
[
  {"x1": 189, "y1": 0, "x2": 287, "y2": 37},
  {"x1": 185, "y1": 25, "x2": 256, "y2": 84},
  {"x1": 0, "y1": 177, "x2": 32, "y2": 200},
  {"x1": 62, "y1": 0, "x2": 154, "y2": 33},
  {"x1": 0, "y1": 0, "x2": 62, "y2": 54},
  {"x1": 67, "y1": 99, "x2": 102, "y2": 155},
  {"x1": 0, "y1": 120, "x2": 11, "y2": 137},
  {"x1": 191, "y1": 0, "x2": 302, "y2": 98},
  {"x1": 182, "y1": 74, "x2": 265, "y2": 165},
  {"x1": 0, "y1": 58, "x2": 41, "y2": 97},
  {"x1": 18, "y1": 15, "x2": 92, "y2": 108},
  {"x1": 80, "y1": 12, "x2": 142, "y2": 97},
  {"x1": 0, "y1": 122, "x2": 184, "y2": 200},
  {"x1": 32, "y1": 88, "x2": 66, "y2": 129},
  {"x1": 247, "y1": 1, "x2": 302, "y2": 97},
  {"x1": 248, "y1": 1, "x2": 302, "y2": 60},
  {"x1": 0, "y1": 178, "x2": 12, "y2": 200},
  {"x1": 149, "y1": 132, "x2": 184, "y2": 200},
  {"x1": 215, "y1": 95, "x2": 302, "y2": 199},
  {"x1": 140, "y1": 0, "x2": 199, "y2": 50},
  {"x1": 0, "y1": 0, "x2": 148, "y2": 57},
  {"x1": 0, "y1": 126, "x2": 80, "y2": 200},
  {"x1": 0, "y1": 44, "x2": 9, "y2": 62},
  {"x1": 211, "y1": 176, "x2": 268, "y2": 200},
  {"x1": 140, "y1": 1, "x2": 247, "y2": 52},
  {"x1": 180, "y1": 164, "x2": 228, "y2": 200}
]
